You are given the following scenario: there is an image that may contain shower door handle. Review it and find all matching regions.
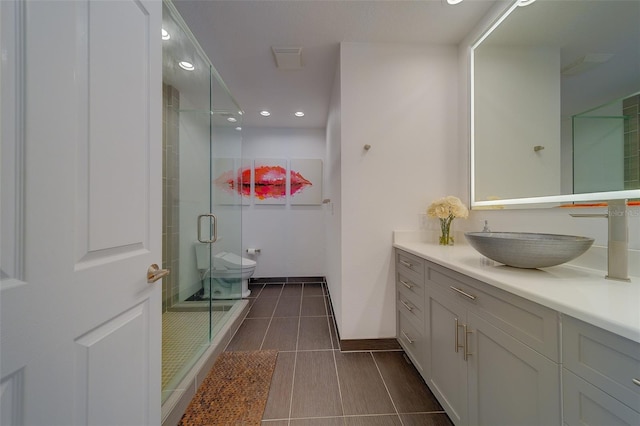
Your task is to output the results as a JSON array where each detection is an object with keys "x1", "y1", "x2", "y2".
[{"x1": 197, "y1": 214, "x2": 218, "y2": 243}]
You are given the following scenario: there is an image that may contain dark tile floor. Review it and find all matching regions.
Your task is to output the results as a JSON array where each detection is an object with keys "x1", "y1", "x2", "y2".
[{"x1": 224, "y1": 280, "x2": 453, "y2": 425}]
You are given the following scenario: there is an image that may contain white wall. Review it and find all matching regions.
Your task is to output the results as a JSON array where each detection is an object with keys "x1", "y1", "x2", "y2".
[
  {"x1": 325, "y1": 61, "x2": 343, "y2": 327},
  {"x1": 241, "y1": 127, "x2": 327, "y2": 278},
  {"x1": 327, "y1": 42, "x2": 460, "y2": 340}
]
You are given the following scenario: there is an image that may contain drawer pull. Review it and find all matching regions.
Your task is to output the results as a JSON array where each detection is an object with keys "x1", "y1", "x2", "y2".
[
  {"x1": 450, "y1": 286, "x2": 477, "y2": 301},
  {"x1": 400, "y1": 300, "x2": 413, "y2": 312},
  {"x1": 633, "y1": 378, "x2": 640, "y2": 387},
  {"x1": 399, "y1": 259, "x2": 413, "y2": 268},
  {"x1": 401, "y1": 330, "x2": 414, "y2": 344},
  {"x1": 400, "y1": 280, "x2": 413, "y2": 289}
]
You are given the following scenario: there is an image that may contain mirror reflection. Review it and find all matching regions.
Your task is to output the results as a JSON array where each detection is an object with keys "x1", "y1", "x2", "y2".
[{"x1": 472, "y1": 0, "x2": 640, "y2": 206}]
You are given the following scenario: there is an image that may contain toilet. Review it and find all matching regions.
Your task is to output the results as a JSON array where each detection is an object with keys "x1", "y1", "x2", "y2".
[{"x1": 194, "y1": 243, "x2": 256, "y2": 299}]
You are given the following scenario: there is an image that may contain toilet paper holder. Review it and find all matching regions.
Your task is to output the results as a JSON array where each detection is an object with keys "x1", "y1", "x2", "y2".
[{"x1": 246, "y1": 248, "x2": 261, "y2": 254}]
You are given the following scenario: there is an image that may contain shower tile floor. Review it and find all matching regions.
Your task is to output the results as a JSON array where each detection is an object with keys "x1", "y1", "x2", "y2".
[
  {"x1": 224, "y1": 280, "x2": 453, "y2": 426},
  {"x1": 162, "y1": 310, "x2": 226, "y2": 391}
]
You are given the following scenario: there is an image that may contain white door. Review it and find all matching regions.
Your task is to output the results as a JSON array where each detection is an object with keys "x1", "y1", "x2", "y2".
[{"x1": 1, "y1": 1, "x2": 162, "y2": 425}]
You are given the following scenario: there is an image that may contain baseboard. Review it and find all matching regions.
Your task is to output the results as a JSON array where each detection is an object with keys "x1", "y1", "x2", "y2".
[
  {"x1": 339, "y1": 338, "x2": 402, "y2": 352},
  {"x1": 323, "y1": 283, "x2": 401, "y2": 352},
  {"x1": 250, "y1": 276, "x2": 326, "y2": 283}
]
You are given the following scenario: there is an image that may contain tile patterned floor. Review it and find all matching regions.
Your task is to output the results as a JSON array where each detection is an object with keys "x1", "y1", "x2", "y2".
[
  {"x1": 162, "y1": 310, "x2": 227, "y2": 391},
  {"x1": 224, "y1": 280, "x2": 453, "y2": 425}
]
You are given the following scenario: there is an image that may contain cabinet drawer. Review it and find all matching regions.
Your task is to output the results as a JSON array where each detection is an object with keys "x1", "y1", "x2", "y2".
[
  {"x1": 398, "y1": 310, "x2": 426, "y2": 373},
  {"x1": 563, "y1": 368, "x2": 640, "y2": 426},
  {"x1": 397, "y1": 269, "x2": 424, "y2": 301},
  {"x1": 426, "y1": 261, "x2": 560, "y2": 362},
  {"x1": 397, "y1": 290, "x2": 424, "y2": 331},
  {"x1": 563, "y1": 315, "x2": 640, "y2": 410},
  {"x1": 396, "y1": 250, "x2": 424, "y2": 279}
]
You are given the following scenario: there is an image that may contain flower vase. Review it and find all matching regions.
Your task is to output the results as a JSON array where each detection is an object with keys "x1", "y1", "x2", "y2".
[{"x1": 439, "y1": 217, "x2": 454, "y2": 246}]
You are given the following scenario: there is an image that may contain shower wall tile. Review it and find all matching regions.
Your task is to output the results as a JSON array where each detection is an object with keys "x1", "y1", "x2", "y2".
[{"x1": 162, "y1": 83, "x2": 180, "y2": 310}]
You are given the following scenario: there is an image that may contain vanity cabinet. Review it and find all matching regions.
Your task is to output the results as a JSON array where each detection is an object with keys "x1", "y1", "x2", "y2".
[
  {"x1": 425, "y1": 285, "x2": 468, "y2": 424},
  {"x1": 395, "y1": 249, "x2": 562, "y2": 425},
  {"x1": 562, "y1": 315, "x2": 640, "y2": 425},
  {"x1": 396, "y1": 250, "x2": 427, "y2": 373}
]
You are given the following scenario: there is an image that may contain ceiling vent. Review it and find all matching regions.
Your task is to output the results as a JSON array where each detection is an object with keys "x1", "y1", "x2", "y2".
[
  {"x1": 272, "y1": 46, "x2": 303, "y2": 70},
  {"x1": 561, "y1": 53, "x2": 613, "y2": 76}
]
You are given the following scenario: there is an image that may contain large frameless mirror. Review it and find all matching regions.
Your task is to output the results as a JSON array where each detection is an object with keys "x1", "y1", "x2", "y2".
[{"x1": 470, "y1": 0, "x2": 640, "y2": 208}]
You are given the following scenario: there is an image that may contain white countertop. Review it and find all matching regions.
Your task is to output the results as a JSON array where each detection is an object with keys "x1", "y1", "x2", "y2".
[{"x1": 393, "y1": 231, "x2": 640, "y2": 344}]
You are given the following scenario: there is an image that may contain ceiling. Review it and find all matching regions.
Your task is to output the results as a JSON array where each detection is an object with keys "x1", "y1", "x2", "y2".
[{"x1": 171, "y1": 0, "x2": 498, "y2": 128}]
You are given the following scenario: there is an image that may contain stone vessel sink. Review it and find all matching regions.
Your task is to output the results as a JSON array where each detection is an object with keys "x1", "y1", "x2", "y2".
[{"x1": 464, "y1": 232, "x2": 595, "y2": 269}]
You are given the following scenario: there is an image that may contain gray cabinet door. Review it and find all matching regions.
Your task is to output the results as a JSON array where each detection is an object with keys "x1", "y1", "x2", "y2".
[
  {"x1": 467, "y1": 312, "x2": 561, "y2": 426},
  {"x1": 563, "y1": 369, "x2": 640, "y2": 426},
  {"x1": 426, "y1": 287, "x2": 468, "y2": 425}
]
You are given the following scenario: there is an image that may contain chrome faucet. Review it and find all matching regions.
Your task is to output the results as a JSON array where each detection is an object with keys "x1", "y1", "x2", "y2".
[{"x1": 570, "y1": 199, "x2": 630, "y2": 282}]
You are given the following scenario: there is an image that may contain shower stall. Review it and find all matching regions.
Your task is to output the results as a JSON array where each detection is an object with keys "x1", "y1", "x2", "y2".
[{"x1": 161, "y1": 1, "x2": 246, "y2": 421}]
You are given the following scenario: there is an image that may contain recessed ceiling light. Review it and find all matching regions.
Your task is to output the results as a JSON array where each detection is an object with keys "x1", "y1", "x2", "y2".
[
  {"x1": 227, "y1": 117, "x2": 237, "y2": 123},
  {"x1": 260, "y1": 110, "x2": 271, "y2": 117},
  {"x1": 161, "y1": 28, "x2": 170, "y2": 40},
  {"x1": 238, "y1": 111, "x2": 243, "y2": 115},
  {"x1": 178, "y1": 61, "x2": 194, "y2": 71},
  {"x1": 447, "y1": 0, "x2": 464, "y2": 4},
  {"x1": 294, "y1": 111, "x2": 305, "y2": 117},
  {"x1": 235, "y1": 127, "x2": 242, "y2": 131}
]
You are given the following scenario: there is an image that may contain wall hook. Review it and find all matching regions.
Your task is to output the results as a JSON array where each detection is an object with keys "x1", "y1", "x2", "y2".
[
  {"x1": 363, "y1": 144, "x2": 371, "y2": 150},
  {"x1": 533, "y1": 145, "x2": 544, "y2": 152}
]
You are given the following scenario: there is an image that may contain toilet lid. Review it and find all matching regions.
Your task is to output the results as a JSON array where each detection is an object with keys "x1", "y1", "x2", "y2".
[{"x1": 214, "y1": 251, "x2": 256, "y2": 269}]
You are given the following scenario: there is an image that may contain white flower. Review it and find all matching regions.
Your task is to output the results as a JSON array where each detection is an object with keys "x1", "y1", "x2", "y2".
[{"x1": 427, "y1": 196, "x2": 469, "y2": 220}]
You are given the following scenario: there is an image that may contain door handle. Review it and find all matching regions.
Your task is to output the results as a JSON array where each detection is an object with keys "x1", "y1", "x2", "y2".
[
  {"x1": 147, "y1": 264, "x2": 170, "y2": 283},
  {"x1": 455, "y1": 318, "x2": 465, "y2": 354},
  {"x1": 464, "y1": 325, "x2": 473, "y2": 361},
  {"x1": 197, "y1": 213, "x2": 218, "y2": 243}
]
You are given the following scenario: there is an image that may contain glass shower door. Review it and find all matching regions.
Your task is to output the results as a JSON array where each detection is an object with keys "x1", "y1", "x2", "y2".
[
  {"x1": 161, "y1": 0, "x2": 243, "y2": 403},
  {"x1": 207, "y1": 64, "x2": 245, "y2": 336}
]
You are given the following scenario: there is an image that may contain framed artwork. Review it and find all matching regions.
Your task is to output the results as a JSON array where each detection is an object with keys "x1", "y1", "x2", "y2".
[
  {"x1": 253, "y1": 158, "x2": 287, "y2": 205},
  {"x1": 290, "y1": 159, "x2": 323, "y2": 205},
  {"x1": 212, "y1": 158, "x2": 250, "y2": 205}
]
